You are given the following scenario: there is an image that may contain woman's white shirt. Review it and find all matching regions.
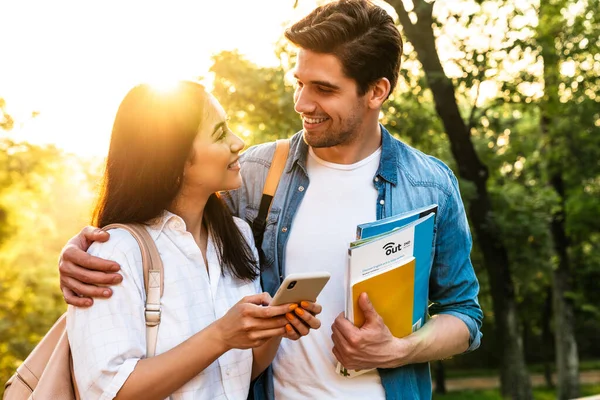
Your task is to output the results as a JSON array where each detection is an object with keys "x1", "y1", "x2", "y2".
[{"x1": 67, "y1": 211, "x2": 261, "y2": 400}]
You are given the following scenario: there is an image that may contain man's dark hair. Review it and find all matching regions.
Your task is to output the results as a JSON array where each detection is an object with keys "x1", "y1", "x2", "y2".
[
  {"x1": 93, "y1": 81, "x2": 258, "y2": 281},
  {"x1": 285, "y1": 0, "x2": 403, "y2": 98}
]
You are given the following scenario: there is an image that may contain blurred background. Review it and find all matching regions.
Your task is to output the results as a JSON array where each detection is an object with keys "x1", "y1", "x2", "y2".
[{"x1": 1, "y1": 0, "x2": 599, "y2": 399}]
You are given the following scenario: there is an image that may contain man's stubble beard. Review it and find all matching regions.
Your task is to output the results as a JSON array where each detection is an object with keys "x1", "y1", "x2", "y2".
[{"x1": 303, "y1": 106, "x2": 363, "y2": 149}]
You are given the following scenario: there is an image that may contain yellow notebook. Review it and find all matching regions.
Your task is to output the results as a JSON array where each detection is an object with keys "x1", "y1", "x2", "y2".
[{"x1": 351, "y1": 257, "x2": 415, "y2": 338}]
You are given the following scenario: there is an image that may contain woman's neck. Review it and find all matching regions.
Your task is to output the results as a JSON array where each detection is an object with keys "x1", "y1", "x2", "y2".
[{"x1": 168, "y1": 188, "x2": 210, "y2": 246}]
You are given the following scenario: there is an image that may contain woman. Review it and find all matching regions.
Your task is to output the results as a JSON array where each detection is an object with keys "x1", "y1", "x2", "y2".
[{"x1": 67, "y1": 81, "x2": 318, "y2": 399}]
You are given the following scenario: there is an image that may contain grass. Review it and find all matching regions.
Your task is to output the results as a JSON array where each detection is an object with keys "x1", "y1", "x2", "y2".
[
  {"x1": 445, "y1": 359, "x2": 600, "y2": 379},
  {"x1": 432, "y1": 384, "x2": 600, "y2": 400}
]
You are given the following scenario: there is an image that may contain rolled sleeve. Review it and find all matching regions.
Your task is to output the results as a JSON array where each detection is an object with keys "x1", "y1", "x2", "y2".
[
  {"x1": 428, "y1": 171, "x2": 483, "y2": 353},
  {"x1": 67, "y1": 229, "x2": 147, "y2": 399}
]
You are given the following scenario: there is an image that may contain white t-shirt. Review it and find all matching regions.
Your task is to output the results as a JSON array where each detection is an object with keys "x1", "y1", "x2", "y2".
[
  {"x1": 68, "y1": 211, "x2": 260, "y2": 400},
  {"x1": 273, "y1": 147, "x2": 386, "y2": 400}
]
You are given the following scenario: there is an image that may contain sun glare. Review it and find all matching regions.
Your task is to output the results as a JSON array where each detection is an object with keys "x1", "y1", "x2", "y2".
[{"x1": 0, "y1": 0, "x2": 302, "y2": 157}]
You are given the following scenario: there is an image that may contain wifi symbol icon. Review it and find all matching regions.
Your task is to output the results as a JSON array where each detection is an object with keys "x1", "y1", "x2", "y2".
[{"x1": 383, "y1": 242, "x2": 401, "y2": 255}]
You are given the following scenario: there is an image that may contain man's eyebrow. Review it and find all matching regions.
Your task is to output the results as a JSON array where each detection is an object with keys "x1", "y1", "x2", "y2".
[
  {"x1": 293, "y1": 74, "x2": 340, "y2": 90},
  {"x1": 212, "y1": 121, "x2": 227, "y2": 136}
]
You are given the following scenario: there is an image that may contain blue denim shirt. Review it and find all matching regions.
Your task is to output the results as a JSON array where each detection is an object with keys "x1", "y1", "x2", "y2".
[{"x1": 222, "y1": 125, "x2": 483, "y2": 400}]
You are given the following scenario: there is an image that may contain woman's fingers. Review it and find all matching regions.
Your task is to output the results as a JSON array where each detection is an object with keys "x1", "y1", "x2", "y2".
[
  {"x1": 299, "y1": 301, "x2": 322, "y2": 316},
  {"x1": 293, "y1": 306, "x2": 321, "y2": 330}
]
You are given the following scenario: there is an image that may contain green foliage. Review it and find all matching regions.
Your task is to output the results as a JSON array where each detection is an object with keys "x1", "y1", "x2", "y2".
[
  {"x1": 0, "y1": 138, "x2": 100, "y2": 393},
  {"x1": 210, "y1": 51, "x2": 301, "y2": 146}
]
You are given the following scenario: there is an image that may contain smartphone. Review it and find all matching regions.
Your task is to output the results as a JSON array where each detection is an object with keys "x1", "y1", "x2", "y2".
[{"x1": 271, "y1": 272, "x2": 331, "y2": 306}]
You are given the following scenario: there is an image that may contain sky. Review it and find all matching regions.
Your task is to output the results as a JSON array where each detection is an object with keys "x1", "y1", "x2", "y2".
[
  {"x1": 0, "y1": 0, "x2": 539, "y2": 158},
  {"x1": 0, "y1": 0, "x2": 327, "y2": 156}
]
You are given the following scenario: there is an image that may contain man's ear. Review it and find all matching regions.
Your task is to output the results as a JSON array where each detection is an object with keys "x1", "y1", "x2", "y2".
[{"x1": 367, "y1": 78, "x2": 391, "y2": 109}]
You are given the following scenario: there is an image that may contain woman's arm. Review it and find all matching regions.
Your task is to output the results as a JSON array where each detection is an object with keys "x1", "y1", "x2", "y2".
[
  {"x1": 116, "y1": 293, "x2": 289, "y2": 400},
  {"x1": 68, "y1": 230, "x2": 290, "y2": 400},
  {"x1": 251, "y1": 336, "x2": 282, "y2": 380}
]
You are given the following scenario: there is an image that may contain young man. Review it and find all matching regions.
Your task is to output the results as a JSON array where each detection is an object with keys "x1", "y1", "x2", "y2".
[{"x1": 58, "y1": 1, "x2": 483, "y2": 399}]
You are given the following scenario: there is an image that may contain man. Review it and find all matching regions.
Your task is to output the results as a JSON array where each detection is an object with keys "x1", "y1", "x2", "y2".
[{"x1": 58, "y1": 1, "x2": 483, "y2": 399}]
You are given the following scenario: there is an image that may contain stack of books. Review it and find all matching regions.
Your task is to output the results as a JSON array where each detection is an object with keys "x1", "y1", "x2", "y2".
[{"x1": 336, "y1": 204, "x2": 438, "y2": 378}]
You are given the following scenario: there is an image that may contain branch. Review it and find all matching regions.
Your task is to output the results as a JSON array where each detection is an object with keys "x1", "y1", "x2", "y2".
[{"x1": 467, "y1": 79, "x2": 482, "y2": 133}]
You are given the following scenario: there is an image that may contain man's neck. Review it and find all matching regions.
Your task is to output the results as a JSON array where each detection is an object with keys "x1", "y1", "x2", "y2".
[{"x1": 311, "y1": 123, "x2": 382, "y2": 165}]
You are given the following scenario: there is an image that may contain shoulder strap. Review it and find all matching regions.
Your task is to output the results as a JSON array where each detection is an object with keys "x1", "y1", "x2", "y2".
[
  {"x1": 102, "y1": 223, "x2": 163, "y2": 357},
  {"x1": 251, "y1": 139, "x2": 290, "y2": 252}
]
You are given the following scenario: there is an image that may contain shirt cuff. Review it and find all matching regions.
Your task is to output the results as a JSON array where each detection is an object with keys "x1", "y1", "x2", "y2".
[
  {"x1": 437, "y1": 311, "x2": 482, "y2": 353},
  {"x1": 99, "y1": 358, "x2": 141, "y2": 400}
]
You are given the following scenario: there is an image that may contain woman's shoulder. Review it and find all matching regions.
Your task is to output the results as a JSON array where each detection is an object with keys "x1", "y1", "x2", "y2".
[{"x1": 87, "y1": 227, "x2": 144, "y2": 265}]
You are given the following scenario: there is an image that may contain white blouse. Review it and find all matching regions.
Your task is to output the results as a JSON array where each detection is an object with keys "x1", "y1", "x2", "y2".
[{"x1": 67, "y1": 211, "x2": 261, "y2": 400}]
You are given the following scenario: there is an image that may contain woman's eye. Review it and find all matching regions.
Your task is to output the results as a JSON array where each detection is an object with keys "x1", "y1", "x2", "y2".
[{"x1": 216, "y1": 127, "x2": 227, "y2": 141}]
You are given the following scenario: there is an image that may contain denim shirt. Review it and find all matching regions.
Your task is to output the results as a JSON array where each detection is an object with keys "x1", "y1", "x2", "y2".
[{"x1": 222, "y1": 125, "x2": 483, "y2": 400}]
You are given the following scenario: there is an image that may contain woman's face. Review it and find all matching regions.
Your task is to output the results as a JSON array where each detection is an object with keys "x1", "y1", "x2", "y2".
[{"x1": 182, "y1": 94, "x2": 245, "y2": 195}]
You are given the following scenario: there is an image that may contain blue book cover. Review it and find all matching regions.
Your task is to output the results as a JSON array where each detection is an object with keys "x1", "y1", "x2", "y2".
[{"x1": 356, "y1": 203, "x2": 438, "y2": 240}]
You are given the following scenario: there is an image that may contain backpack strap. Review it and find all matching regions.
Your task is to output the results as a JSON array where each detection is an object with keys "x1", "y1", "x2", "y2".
[
  {"x1": 103, "y1": 223, "x2": 164, "y2": 357},
  {"x1": 251, "y1": 139, "x2": 290, "y2": 254}
]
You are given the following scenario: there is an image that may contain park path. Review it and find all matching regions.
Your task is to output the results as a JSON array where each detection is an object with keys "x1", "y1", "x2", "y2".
[{"x1": 437, "y1": 370, "x2": 600, "y2": 392}]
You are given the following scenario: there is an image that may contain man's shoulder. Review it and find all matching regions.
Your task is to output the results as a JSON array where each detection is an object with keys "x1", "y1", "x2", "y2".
[
  {"x1": 388, "y1": 135, "x2": 456, "y2": 193},
  {"x1": 240, "y1": 132, "x2": 301, "y2": 166}
]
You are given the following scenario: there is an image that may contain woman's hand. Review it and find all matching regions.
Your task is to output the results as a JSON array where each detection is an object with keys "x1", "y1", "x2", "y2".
[
  {"x1": 213, "y1": 292, "x2": 292, "y2": 350},
  {"x1": 284, "y1": 301, "x2": 323, "y2": 341}
]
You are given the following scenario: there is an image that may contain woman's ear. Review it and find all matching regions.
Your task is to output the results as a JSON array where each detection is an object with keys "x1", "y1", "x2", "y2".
[{"x1": 367, "y1": 77, "x2": 391, "y2": 109}]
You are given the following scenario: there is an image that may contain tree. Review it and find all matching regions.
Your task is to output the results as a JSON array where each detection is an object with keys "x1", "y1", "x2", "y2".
[
  {"x1": 210, "y1": 50, "x2": 301, "y2": 146},
  {"x1": 386, "y1": 0, "x2": 533, "y2": 397}
]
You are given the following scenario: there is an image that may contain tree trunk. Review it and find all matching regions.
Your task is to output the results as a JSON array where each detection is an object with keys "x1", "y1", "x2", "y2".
[
  {"x1": 538, "y1": 1, "x2": 580, "y2": 397},
  {"x1": 434, "y1": 361, "x2": 446, "y2": 394},
  {"x1": 549, "y1": 172, "x2": 580, "y2": 400},
  {"x1": 541, "y1": 286, "x2": 554, "y2": 388},
  {"x1": 387, "y1": 1, "x2": 533, "y2": 398}
]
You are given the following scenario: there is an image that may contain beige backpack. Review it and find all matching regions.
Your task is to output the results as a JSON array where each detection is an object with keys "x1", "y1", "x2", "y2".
[{"x1": 3, "y1": 223, "x2": 164, "y2": 400}]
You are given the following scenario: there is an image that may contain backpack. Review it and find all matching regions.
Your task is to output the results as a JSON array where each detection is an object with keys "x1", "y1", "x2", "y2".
[{"x1": 3, "y1": 223, "x2": 164, "y2": 400}]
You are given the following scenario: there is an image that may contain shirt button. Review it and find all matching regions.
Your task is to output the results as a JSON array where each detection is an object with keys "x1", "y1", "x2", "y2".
[
  {"x1": 374, "y1": 177, "x2": 379, "y2": 182},
  {"x1": 298, "y1": 186, "x2": 305, "y2": 192},
  {"x1": 226, "y1": 368, "x2": 231, "y2": 376},
  {"x1": 281, "y1": 227, "x2": 288, "y2": 233},
  {"x1": 379, "y1": 200, "x2": 385, "y2": 205}
]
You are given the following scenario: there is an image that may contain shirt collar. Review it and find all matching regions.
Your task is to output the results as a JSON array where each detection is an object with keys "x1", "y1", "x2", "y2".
[
  {"x1": 288, "y1": 124, "x2": 398, "y2": 185},
  {"x1": 146, "y1": 210, "x2": 186, "y2": 241}
]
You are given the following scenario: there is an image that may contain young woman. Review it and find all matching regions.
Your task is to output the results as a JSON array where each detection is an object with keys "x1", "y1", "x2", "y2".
[{"x1": 67, "y1": 81, "x2": 312, "y2": 399}]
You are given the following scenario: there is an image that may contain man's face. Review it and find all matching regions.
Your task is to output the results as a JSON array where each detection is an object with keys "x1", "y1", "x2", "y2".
[{"x1": 293, "y1": 49, "x2": 368, "y2": 148}]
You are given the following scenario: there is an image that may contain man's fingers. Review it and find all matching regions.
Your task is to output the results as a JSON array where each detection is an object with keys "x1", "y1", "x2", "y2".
[
  {"x1": 60, "y1": 276, "x2": 113, "y2": 299},
  {"x1": 299, "y1": 301, "x2": 322, "y2": 316},
  {"x1": 62, "y1": 245, "x2": 120, "y2": 272},
  {"x1": 331, "y1": 323, "x2": 351, "y2": 349},
  {"x1": 80, "y1": 226, "x2": 111, "y2": 245},
  {"x1": 294, "y1": 306, "x2": 321, "y2": 329},
  {"x1": 333, "y1": 312, "x2": 357, "y2": 340},
  {"x1": 62, "y1": 287, "x2": 93, "y2": 307},
  {"x1": 358, "y1": 292, "x2": 379, "y2": 322},
  {"x1": 62, "y1": 261, "x2": 123, "y2": 286}
]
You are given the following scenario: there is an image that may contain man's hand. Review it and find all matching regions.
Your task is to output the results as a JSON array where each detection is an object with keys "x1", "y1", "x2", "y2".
[
  {"x1": 284, "y1": 301, "x2": 323, "y2": 341},
  {"x1": 331, "y1": 293, "x2": 413, "y2": 370},
  {"x1": 58, "y1": 226, "x2": 122, "y2": 307}
]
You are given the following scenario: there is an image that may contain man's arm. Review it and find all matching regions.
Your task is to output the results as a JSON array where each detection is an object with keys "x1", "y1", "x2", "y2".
[
  {"x1": 332, "y1": 169, "x2": 483, "y2": 370},
  {"x1": 59, "y1": 227, "x2": 123, "y2": 306}
]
